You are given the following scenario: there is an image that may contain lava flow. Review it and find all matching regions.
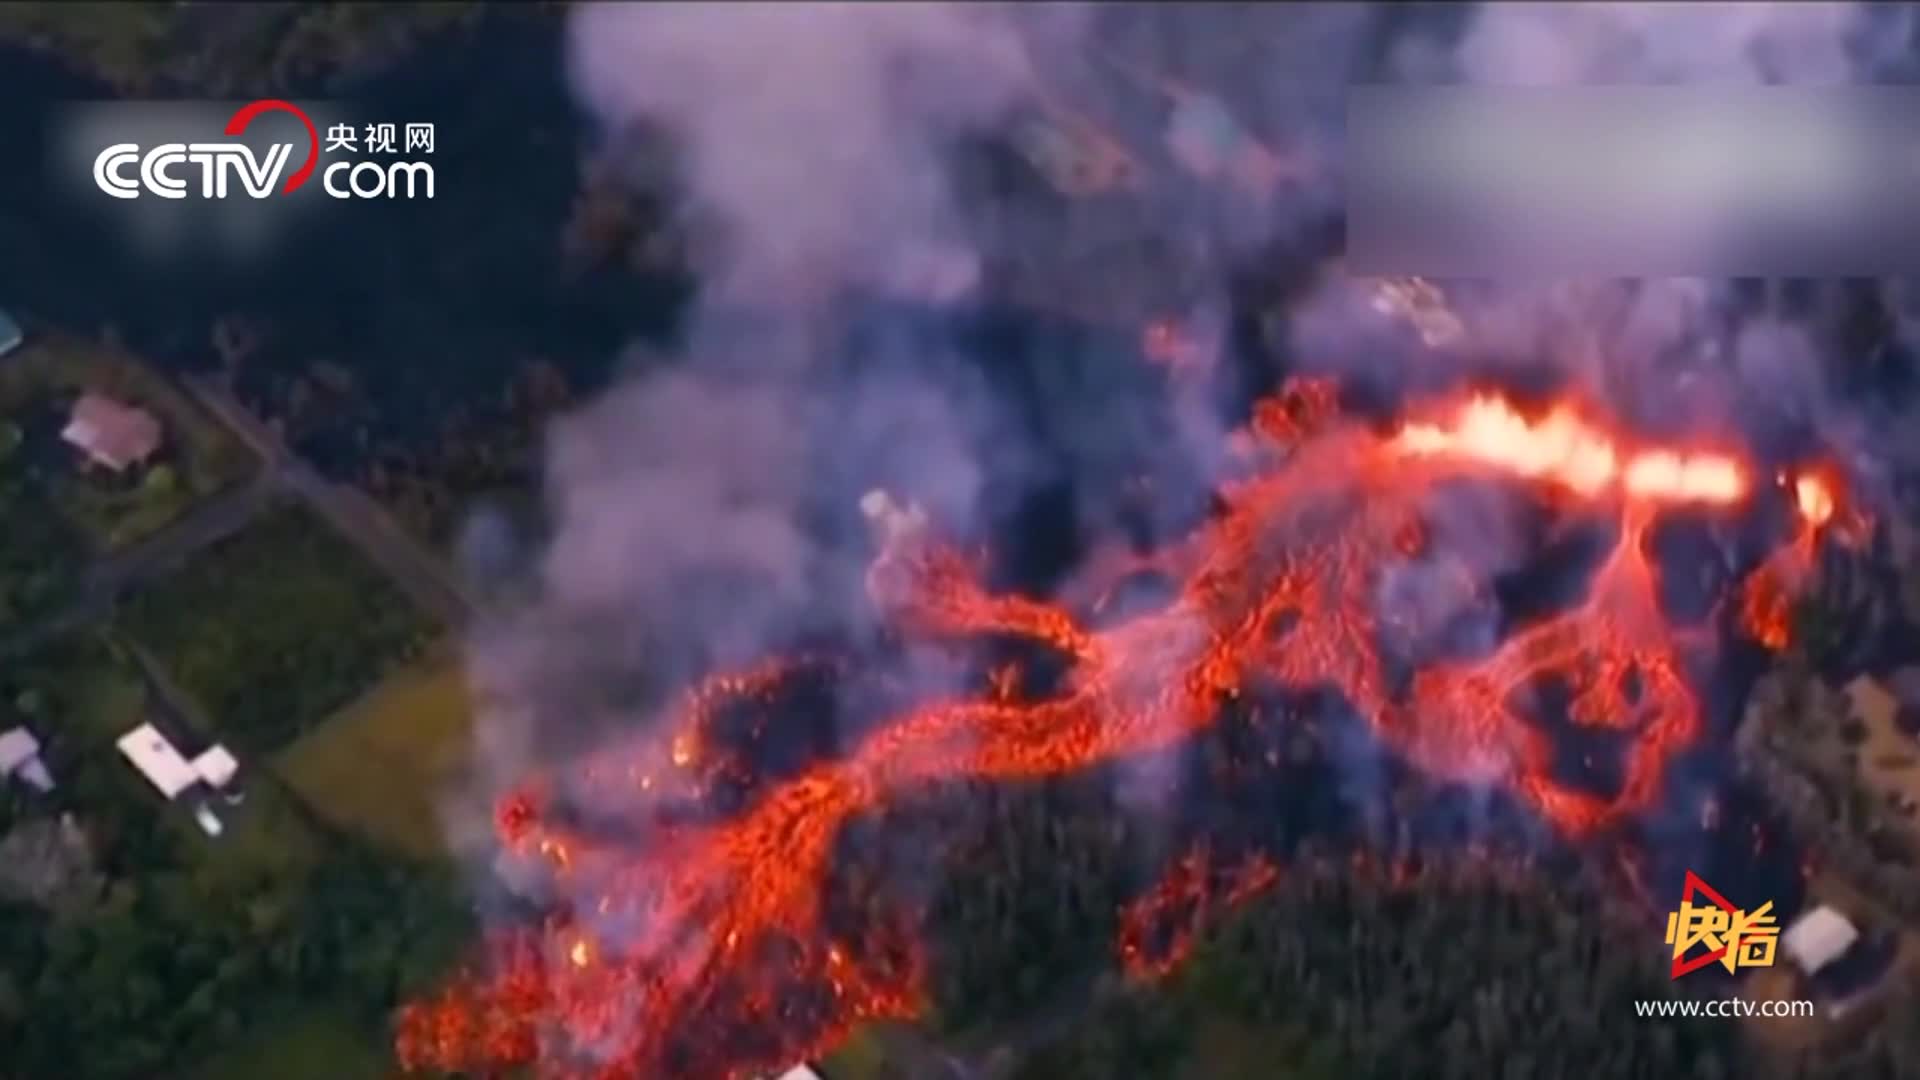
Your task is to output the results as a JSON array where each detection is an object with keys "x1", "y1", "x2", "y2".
[
  {"x1": 398, "y1": 377, "x2": 1847, "y2": 1079},
  {"x1": 1117, "y1": 846, "x2": 1280, "y2": 982}
]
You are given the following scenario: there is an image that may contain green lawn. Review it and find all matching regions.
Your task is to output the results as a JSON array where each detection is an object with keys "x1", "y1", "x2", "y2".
[
  {"x1": 56, "y1": 463, "x2": 204, "y2": 553},
  {"x1": 116, "y1": 504, "x2": 436, "y2": 755},
  {"x1": 0, "y1": 449, "x2": 88, "y2": 637},
  {"x1": 0, "y1": 631, "x2": 146, "y2": 753},
  {"x1": 0, "y1": 333, "x2": 255, "y2": 552},
  {"x1": 276, "y1": 649, "x2": 476, "y2": 860}
]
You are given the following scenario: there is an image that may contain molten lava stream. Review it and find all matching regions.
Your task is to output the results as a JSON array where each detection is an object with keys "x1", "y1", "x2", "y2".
[
  {"x1": 400, "y1": 381, "x2": 1844, "y2": 1079},
  {"x1": 1117, "y1": 847, "x2": 1280, "y2": 982}
]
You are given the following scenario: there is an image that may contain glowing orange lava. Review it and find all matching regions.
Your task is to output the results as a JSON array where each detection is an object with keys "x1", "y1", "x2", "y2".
[
  {"x1": 399, "y1": 380, "x2": 1843, "y2": 1079},
  {"x1": 1117, "y1": 846, "x2": 1279, "y2": 982}
]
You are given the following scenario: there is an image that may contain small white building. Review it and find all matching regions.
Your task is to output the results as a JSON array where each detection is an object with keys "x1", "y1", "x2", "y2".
[
  {"x1": 117, "y1": 722, "x2": 202, "y2": 800},
  {"x1": 62, "y1": 392, "x2": 162, "y2": 473},
  {"x1": 0, "y1": 727, "x2": 54, "y2": 792},
  {"x1": 1783, "y1": 905, "x2": 1861, "y2": 975},
  {"x1": 116, "y1": 723, "x2": 239, "y2": 837},
  {"x1": 191, "y1": 805, "x2": 225, "y2": 838},
  {"x1": 191, "y1": 745, "x2": 239, "y2": 790}
]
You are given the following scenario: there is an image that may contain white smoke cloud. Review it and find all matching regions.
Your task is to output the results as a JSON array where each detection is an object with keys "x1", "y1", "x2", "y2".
[
  {"x1": 566, "y1": 0, "x2": 1047, "y2": 305},
  {"x1": 540, "y1": 372, "x2": 816, "y2": 617},
  {"x1": 459, "y1": 3, "x2": 1079, "y2": 805}
]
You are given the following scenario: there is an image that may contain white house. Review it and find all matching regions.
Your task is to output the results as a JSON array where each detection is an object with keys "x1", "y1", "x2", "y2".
[
  {"x1": 1783, "y1": 905, "x2": 1861, "y2": 975},
  {"x1": 116, "y1": 723, "x2": 240, "y2": 837},
  {"x1": 191, "y1": 745, "x2": 239, "y2": 790},
  {"x1": 0, "y1": 727, "x2": 54, "y2": 792},
  {"x1": 117, "y1": 723, "x2": 202, "y2": 800}
]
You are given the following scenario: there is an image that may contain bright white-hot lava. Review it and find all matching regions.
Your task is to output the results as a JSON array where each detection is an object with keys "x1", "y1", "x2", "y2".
[{"x1": 1394, "y1": 395, "x2": 1749, "y2": 506}]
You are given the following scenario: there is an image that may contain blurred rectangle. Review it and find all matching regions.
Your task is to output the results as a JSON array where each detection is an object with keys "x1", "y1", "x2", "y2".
[{"x1": 1347, "y1": 87, "x2": 1920, "y2": 277}]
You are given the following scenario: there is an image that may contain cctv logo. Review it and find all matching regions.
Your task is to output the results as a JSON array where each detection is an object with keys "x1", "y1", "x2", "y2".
[
  {"x1": 92, "y1": 99, "x2": 435, "y2": 201},
  {"x1": 94, "y1": 100, "x2": 319, "y2": 200}
]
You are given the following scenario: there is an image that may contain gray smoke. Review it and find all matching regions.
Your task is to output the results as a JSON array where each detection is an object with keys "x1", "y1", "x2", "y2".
[
  {"x1": 566, "y1": 1, "x2": 1047, "y2": 305},
  {"x1": 460, "y1": 2, "x2": 1090, "y2": 804}
]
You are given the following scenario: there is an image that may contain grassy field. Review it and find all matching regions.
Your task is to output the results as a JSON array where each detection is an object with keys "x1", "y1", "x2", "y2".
[
  {"x1": 276, "y1": 649, "x2": 476, "y2": 860},
  {"x1": 50, "y1": 639, "x2": 149, "y2": 745},
  {"x1": 0, "y1": 449, "x2": 87, "y2": 637},
  {"x1": 117, "y1": 503, "x2": 436, "y2": 755},
  {"x1": 0, "y1": 332, "x2": 255, "y2": 551},
  {"x1": 0, "y1": 630, "x2": 146, "y2": 754}
]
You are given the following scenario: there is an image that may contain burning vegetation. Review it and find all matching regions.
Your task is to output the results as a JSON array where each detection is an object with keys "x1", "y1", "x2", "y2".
[{"x1": 397, "y1": 360, "x2": 1855, "y2": 1078}]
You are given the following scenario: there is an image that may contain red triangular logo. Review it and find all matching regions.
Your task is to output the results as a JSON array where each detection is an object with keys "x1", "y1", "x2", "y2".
[{"x1": 1669, "y1": 870, "x2": 1740, "y2": 980}]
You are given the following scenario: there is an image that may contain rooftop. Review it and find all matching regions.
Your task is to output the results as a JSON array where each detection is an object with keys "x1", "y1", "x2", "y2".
[
  {"x1": 0, "y1": 727, "x2": 40, "y2": 771},
  {"x1": 1783, "y1": 905, "x2": 1860, "y2": 975},
  {"x1": 62, "y1": 392, "x2": 162, "y2": 473},
  {"x1": 0, "y1": 726, "x2": 53, "y2": 792},
  {"x1": 191, "y1": 745, "x2": 239, "y2": 789},
  {"x1": 116, "y1": 722, "x2": 202, "y2": 801}
]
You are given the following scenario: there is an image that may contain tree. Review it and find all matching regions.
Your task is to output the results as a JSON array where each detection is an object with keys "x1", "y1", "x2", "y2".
[{"x1": 141, "y1": 463, "x2": 177, "y2": 497}]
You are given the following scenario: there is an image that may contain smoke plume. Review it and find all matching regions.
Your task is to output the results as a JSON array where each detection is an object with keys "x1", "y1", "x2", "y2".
[
  {"x1": 461, "y1": 2, "x2": 1082, "y2": 809},
  {"x1": 566, "y1": 1, "x2": 1043, "y2": 305}
]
